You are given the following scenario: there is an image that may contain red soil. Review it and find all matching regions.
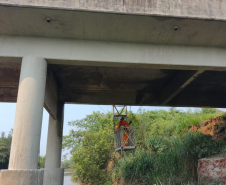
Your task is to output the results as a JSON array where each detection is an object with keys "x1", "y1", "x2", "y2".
[{"x1": 192, "y1": 115, "x2": 226, "y2": 143}]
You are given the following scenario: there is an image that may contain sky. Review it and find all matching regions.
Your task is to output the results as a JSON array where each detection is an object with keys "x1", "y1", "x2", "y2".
[{"x1": 0, "y1": 103, "x2": 225, "y2": 158}]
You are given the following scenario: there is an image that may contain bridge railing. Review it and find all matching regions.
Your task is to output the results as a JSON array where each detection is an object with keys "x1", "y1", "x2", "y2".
[{"x1": 114, "y1": 126, "x2": 136, "y2": 151}]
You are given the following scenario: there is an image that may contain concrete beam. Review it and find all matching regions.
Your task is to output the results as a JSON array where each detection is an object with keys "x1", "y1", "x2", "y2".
[
  {"x1": 44, "y1": 67, "x2": 58, "y2": 120},
  {"x1": 160, "y1": 70, "x2": 204, "y2": 105},
  {"x1": 1, "y1": 36, "x2": 226, "y2": 71},
  {"x1": 60, "y1": 91, "x2": 159, "y2": 105},
  {"x1": 0, "y1": 87, "x2": 17, "y2": 102},
  {"x1": 169, "y1": 97, "x2": 226, "y2": 109},
  {"x1": 0, "y1": 0, "x2": 225, "y2": 21}
]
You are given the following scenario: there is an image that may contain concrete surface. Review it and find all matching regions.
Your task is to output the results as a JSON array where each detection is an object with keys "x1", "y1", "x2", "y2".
[
  {"x1": 45, "y1": 103, "x2": 64, "y2": 169},
  {"x1": 0, "y1": 6, "x2": 226, "y2": 47},
  {"x1": 44, "y1": 68, "x2": 58, "y2": 120},
  {"x1": 8, "y1": 56, "x2": 47, "y2": 169},
  {"x1": 43, "y1": 168, "x2": 64, "y2": 185},
  {"x1": 198, "y1": 155, "x2": 226, "y2": 185},
  {"x1": 0, "y1": 169, "x2": 44, "y2": 185},
  {"x1": 1, "y1": 36, "x2": 226, "y2": 70},
  {"x1": 0, "y1": 1, "x2": 226, "y2": 107},
  {"x1": 0, "y1": 0, "x2": 226, "y2": 21}
]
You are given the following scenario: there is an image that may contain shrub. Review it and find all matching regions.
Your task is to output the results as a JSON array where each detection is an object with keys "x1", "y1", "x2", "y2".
[{"x1": 114, "y1": 132, "x2": 226, "y2": 184}]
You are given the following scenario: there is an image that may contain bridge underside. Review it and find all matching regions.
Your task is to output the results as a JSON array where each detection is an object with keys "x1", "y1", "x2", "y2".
[
  {"x1": 1, "y1": 61, "x2": 226, "y2": 108},
  {"x1": 0, "y1": 4, "x2": 226, "y2": 107}
]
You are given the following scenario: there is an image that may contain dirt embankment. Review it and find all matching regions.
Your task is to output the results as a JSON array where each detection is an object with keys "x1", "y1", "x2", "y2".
[{"x1": 192, "y1": 114, "x2": 226, "y2": 143}]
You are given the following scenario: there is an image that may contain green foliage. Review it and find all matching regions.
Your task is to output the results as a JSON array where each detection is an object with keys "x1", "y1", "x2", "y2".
[
  {"x1": 38, "y1": 156, "x2": 45, "y2": 169},
  {"x1": 116, "y1": 133, "x2": 225, "y2": 184},
  {"x1": 63, "y1": 108, "x2": 225, "y2": 185},
  {"x1": 221, "y1": 114, "x2": 226, "y2": 121},
  {"x1": 0, "y1": 130, "x2": 12, "y2": 169},
  {"x1": 63, "y1": 111, "x2": 114, "y2": 184},
  {"x1": 201, "y1": 108, "x2": 220, "y2": 115},
  {"x1": 61, "y1": 159, "x2": 73, "y2": 169}
]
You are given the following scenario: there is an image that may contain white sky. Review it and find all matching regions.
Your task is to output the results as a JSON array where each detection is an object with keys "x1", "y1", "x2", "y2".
[{"x1": 0, "y1": 103, "x2": 225, "y2": 157}]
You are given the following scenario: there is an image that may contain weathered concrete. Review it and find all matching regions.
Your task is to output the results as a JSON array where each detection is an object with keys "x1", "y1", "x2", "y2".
[
  {"x1": 1, "y1": 5, "x2": 226, "y2": 47},
  {"x1": 198, "y1": 155, "x2": 226, "y2": 184},
  {"x1": 0, "y1": 0, "x2": 226, "y2": 21},
  {"x1": 44, "y1": 68, "x2": 58, "y2": 120},
  {"x1": 9, "y1": 56, "x2": 47, "y2": 169},
  {"x1": 43, "y1": 168, "x2": 64, "y2": 185},
  {"x1": 1, "y1": 36, "x2": 226, "y2": 71},
  {"x1": 0, "y1": 170, "x2": 44, "y2": 185}
]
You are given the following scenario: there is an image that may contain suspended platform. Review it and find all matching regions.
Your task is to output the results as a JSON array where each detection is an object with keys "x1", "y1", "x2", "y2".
[
  {"x1": 114, "y1": 126, "x2": 136, "y2": 151},
  {"x1": 113, "y1": 105, "x2": 136, "y2": 151}
]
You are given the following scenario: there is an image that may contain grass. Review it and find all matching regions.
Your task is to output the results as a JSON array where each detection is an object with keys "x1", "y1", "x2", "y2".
[
  {"x1": 112, "y1": 132, "x2": 226, "y2": 185},
  {"x1": 65, "y1": 108, "x2": 226, "y2": 185}
]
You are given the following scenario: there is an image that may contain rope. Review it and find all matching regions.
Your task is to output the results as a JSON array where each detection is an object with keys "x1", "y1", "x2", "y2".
[
  {"x1": 98, "y1": 105, "x2": 107, "y2": 114},
  {"x1": 136, "y1": 106, "x2": 142, "y2": 115}
]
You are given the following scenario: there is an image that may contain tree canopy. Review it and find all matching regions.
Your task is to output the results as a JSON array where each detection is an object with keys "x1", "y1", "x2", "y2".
[{"x1": 0, "y1": 130, "x2": 12, "y2": 169}]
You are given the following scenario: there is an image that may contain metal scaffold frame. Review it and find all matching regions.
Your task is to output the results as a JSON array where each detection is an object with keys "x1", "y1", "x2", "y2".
[{"x1": 113, "y1": 105, "x2": 136, "y2": 151}]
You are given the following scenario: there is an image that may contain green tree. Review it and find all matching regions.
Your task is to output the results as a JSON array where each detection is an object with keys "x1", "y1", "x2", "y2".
[
  {"x1": 63, "y1": 111, "x2": 114, "y2": 184},
  {"x1": 201, "y1": 108, "x2": 221, "y2": 114},
  {"x1": 38, "y1": 156, "x2": 45, "y2": 169},
  {"x1": 61, "y1": 159, "x2": 73, "y2": 169},
  {"x1": 0, "y1": 130, "x2": 12, "y2": 169}
]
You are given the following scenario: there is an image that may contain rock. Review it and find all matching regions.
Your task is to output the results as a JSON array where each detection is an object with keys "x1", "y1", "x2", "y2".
[{"x1": 198, "y1": 155, "x2": 226, "y2": 185}]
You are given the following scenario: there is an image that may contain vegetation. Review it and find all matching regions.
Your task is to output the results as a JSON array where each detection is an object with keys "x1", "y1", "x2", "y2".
[
  {"x1": 38, "y1": 155, "x2": 46, "y2": 169},
  {"x1": 0, "y1": 130, "x2": 46, "y2": 169},
  {"x1": 113, "y1": 133, "x2": 224, "y2": 184},
  {"x1": 63, "y1": 112, "x2": 114, "y2": 184},
  {"x1": 61, "y1": 159, "x2": 73, "y2": 169},
  {"x1": 63, "y1": 108, "x2": 226, "y2": 185},
  {"x1": 0, "y1": 130, "x2": 12, "y2": 169}
]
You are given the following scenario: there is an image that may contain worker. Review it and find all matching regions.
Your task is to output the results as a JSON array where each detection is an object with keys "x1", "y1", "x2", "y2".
[{"x1": 116, "y1": 117, "x2": 132, "y2": 146}]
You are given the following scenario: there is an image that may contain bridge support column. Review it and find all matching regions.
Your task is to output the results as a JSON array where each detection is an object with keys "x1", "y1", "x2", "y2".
[
  {"x1": 43, "y1": 102, "x2": 64, "y2": 185},
  {"x1": 0, "y1": 56, "x2": 47, "y2": 185}
]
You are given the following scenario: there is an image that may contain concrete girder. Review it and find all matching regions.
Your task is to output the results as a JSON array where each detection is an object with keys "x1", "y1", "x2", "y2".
[
  {"x1": 0, "y1": 0, "x2": 226, "y2": 21},
  {"x1": 160, "y1": 70, "x2": 204, "y2": 105},
  {"x1": 0, "y1": 87, "x2": 17, "y2": 102},
  {"x1": 1, "y1": 6, "x2": 226, "y2": 48},
  {"x1": 60, "y1": 91, "x2": 159, "y2": 105},
  {"x1": 1, "y1": 36, "x2": 226, "y2": 71},
  {"x1": 169, "y1": 97, "x2": 226, "y2": 109},
  {"x1": 44, "y1": 67, "x2": 58, "y2": 120}
]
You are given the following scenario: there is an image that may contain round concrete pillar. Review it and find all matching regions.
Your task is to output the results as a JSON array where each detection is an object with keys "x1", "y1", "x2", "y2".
[
  {"x1": 44, "y1": 103, "x2": 64, "y2": 185},
  {"x1": 9, "y1": 56, "x2": 47, "y2": 170},
  {"x1": 45, "y1": 114, "x2": 63, "y2": 169}
]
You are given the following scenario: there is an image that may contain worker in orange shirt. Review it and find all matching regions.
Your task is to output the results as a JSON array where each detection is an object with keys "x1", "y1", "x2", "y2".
[{"x1": 116, "y1": 117, "x2": 132, "y2": 146}]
